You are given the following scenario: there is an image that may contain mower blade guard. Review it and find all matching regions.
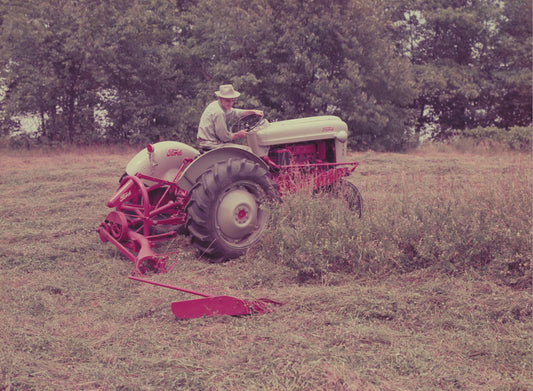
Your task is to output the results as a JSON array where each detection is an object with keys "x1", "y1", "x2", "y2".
[{"x1": 171, "y1": 296, "x2": 253, "y2": 319}]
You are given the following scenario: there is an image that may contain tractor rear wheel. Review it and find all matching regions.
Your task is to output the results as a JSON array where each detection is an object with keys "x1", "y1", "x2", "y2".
[{"x1": 186, "y1": 158, "x2": 279, "y2": 262}]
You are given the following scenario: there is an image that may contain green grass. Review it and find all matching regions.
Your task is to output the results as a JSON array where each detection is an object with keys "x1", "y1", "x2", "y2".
[{"x1": 0, "y1": 146, "x2": 531, "y2": 390}]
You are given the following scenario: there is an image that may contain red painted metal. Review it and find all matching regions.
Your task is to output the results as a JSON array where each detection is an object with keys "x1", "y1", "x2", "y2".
[
  {"x1": 129, "y1": 276, "x2": 281, "y2": 319},
  {"x1": 98, "y1": 223, "x2": 175, "y2": 275},
  {"x1": 170, "y1": 296, "x2": 257, "y2": 319},
  {"x1": 97, "y1": 159, "x2": 192, "y2": 275},
  {"x1": 262, "y1": 139, "x2": 359, "y2": 194},
  {"x1": 268, "y1": 161, "x2": 359, "y2": 195}
]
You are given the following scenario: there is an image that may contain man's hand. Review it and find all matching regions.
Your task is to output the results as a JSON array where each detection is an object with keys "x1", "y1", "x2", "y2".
[{"x1": 232, "y1": 129, "x2": 249, "y2": 140}]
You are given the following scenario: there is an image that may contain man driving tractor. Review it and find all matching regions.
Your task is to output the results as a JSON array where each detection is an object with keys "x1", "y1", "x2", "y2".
[{"x1": 197, "y1": 84, "x2": 263, "y2": 151}]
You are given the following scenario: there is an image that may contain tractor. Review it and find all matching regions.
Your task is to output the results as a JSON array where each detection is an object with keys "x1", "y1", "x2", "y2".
[{"x1": 97, "y1": 114, "x2": 362, "y2": 275}]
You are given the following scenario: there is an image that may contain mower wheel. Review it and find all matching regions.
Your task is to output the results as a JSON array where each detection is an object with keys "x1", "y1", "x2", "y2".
[{"x1": 186, "y1": 158, "x2": 279, "y2": 262}]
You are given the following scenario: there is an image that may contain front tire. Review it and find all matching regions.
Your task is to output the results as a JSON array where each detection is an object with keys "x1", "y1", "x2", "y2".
[
  {"x1": 186, "y1": 158, "x2": 279, "y2": 262},
  {"x1": 325, "y1": 179, "x2": 363, "y2": 218},
  {"x1": 339, "y1": 180, "x2": 363, "y2": 218}
]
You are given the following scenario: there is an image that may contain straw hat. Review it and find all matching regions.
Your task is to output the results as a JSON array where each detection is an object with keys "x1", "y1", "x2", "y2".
[{"x1": 215, "y1": 84, "x2": 241, "y2": 99}]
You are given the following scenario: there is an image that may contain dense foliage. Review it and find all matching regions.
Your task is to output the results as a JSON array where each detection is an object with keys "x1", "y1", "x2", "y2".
[
  {"x1": 0, "y1": 0, "x2": 531, "y2": 149},
  {"x1": 459, "y1": 125, "x2": 532, "y2": 151},
  {"x1": 390, "y1": 0, "x2": 532, "y2": 138}
]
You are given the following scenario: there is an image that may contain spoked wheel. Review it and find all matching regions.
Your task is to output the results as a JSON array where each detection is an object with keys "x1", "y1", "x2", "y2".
[
  {"x1": 186, "y1": 158, "x2": 279, "y2": 262},
  {"x1": 327, "y1": 179, "x2": 363, "y2": 218},
  {"x1": 112, "y1": 175, "x2": 151, "y2": 235},
  {"x1": 114, "y1": 175, "x2": 187, "y2": 235}
]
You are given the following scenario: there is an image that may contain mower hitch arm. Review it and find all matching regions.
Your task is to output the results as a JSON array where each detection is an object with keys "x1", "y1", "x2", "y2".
[{"x1": 129, "y1": 276, "x2": 212, "y2": 297}]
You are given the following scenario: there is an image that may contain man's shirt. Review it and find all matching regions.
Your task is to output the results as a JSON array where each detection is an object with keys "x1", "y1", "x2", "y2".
[{"x1": 197, "y1": 100, "x2": 242, "y2": 147}]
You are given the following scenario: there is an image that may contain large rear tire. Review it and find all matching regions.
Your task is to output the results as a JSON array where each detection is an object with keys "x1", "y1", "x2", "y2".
[{"x1": 186, "y1": 158, "x2": 279, "y2": 262}]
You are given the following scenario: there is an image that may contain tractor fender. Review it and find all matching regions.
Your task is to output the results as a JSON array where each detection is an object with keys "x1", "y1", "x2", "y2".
[
  {"x1": 125, "y1": 141, "x2": 200, "y2": 185},
  {"x1": 176, "y1": 144, "x2": 270, "y2": 193}
]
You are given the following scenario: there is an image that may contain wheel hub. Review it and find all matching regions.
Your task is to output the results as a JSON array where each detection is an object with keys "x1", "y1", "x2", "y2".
[
  {"x1": 236, "y1": 206, "x2": 250, "y2": 223},
  {"x1": 216, "y1": 188, "x2": 259, "y2": 241},
  {"x1": 105, "y1": 211, "x2": 129, "y2": 241}
]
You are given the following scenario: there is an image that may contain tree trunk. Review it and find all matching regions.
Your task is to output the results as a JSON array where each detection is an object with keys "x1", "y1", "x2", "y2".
[{"x1": 67, "y1": 87, "x2": 75, "y2": 144}]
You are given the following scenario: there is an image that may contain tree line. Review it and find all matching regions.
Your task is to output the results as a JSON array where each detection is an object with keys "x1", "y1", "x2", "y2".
[{"x1": 0, "y1": 0, "x2": 531, "y2": 150}]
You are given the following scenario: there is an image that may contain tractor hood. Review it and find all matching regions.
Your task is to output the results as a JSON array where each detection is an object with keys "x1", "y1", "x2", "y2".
[{"x1": 246, "y1": 115, "x2": 348, "y2": 156}]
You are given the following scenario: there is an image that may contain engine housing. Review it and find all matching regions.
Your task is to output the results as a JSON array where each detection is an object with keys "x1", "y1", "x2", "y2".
[{"x1": 246, "y1": 115, "x2": 348, "y2": 164}]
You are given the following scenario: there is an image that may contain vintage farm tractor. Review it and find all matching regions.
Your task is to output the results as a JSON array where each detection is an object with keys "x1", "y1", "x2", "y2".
[{"x1": 97, "y1": 115, "x2": 362, "y2": 276}]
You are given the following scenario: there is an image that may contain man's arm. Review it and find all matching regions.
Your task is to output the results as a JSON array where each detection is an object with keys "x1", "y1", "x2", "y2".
[
  {"x1": 212, "y1": 111, "x2": 233, "y2": 143},
  {"x1": 231, "y1": 109, "x2": 263, "y2": 139},
  {"x1": 212, "y1": 111, "x2": 249, "y2": 141},
  {"x1": 240, "y1": 109, "x2": 263, "y2": 117},
  {"x1": 232, "y1": 129, "x2": 248, "y2": 140}
]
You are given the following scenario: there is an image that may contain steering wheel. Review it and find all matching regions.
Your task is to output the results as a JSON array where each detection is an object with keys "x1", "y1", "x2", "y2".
[{"x1": 230, "y1": 113, "x2": 265, "y2": 134}]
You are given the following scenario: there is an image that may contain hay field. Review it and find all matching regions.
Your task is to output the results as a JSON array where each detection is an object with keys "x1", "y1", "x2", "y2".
[{"x1": 0, "y1": 146, "x2": 530, "y2": 390}]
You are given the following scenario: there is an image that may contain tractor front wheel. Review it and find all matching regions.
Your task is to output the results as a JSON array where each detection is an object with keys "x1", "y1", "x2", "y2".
[
  {"x1": 328, "y1": 179, "x2": 363, "y2": 218},
  {"x1": 186, "y1": 158, "x2": 279, "y2": 262}
]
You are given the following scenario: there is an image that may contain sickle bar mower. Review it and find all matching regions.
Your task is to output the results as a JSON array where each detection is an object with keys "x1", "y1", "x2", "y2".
[
  {"x1": 97, "y1": 162, "x2": 191, "y2": 275},
  {"x1": 129, "y1": 276, "x2": 282, "y2": 319}
]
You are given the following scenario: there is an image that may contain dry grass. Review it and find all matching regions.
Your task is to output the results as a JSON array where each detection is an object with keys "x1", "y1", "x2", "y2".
[{"x1": 0, "y1": 145, "x2": 531, "y2": 390}]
